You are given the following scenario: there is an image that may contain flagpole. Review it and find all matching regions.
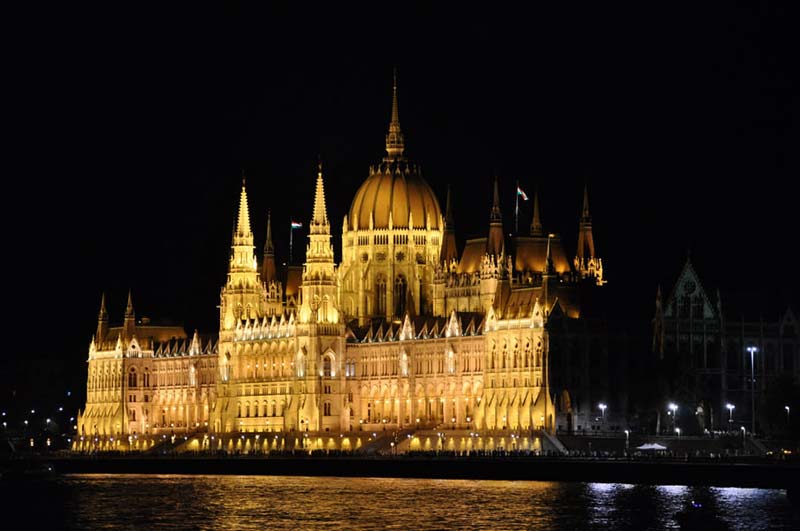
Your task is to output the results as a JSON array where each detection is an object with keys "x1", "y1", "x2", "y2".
[{"x1": 515, "y1": 180, "x2": 519, "y2": 234}]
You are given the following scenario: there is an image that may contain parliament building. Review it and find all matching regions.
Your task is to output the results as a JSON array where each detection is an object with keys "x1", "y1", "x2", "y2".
[{"x1": 75, "y1": 76, "x2": 608, "y2": 453}]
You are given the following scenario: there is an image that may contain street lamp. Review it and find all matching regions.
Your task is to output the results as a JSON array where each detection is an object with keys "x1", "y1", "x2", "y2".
[
  {"x1": 785, "y1": 406, "x2": 790, "y2": 424},
  {"x1": 740, "y1": 425, "x2": 746, "y2": 445},
  {"x1": 726, "y1": 403, "x2": 735, "y2": 430},
  {"x1": 668, "y1": 403, "x2": 678, "y2": 433},
  {"x1": 598, "y1": 403, "x2": 607, "y2": 419},
  {"x1": 747, "y1": 346, "x2": 758, "y2": 434},
  {"x1": 675, "y1": 427, "x2": 681, "y2": 438},
  {"x1": 624, "y1": 429, "x2": 629, "y2": 449}
]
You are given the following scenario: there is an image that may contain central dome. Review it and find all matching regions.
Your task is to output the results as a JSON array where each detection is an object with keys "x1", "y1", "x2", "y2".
[
  {"x1": 347, "y1": 71, "x2": 442, "y2": 232},
  {"x1": 348, "y1": 164, "x2": 442, "y2": 231}
]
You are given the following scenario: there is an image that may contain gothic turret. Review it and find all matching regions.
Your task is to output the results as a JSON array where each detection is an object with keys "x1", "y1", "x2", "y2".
[
  {"x1": 300, "y1": 162, "x2": 338, "y2": 324},
  {"x1": 575, "y1": 184, "x2": 604, "y2": 284},
  {"x1": 220, "y1": 176, "x2": 264, "y2": 330},
  {"x1": 123, "y1": 289, "x2": 136, "y2": 339}
]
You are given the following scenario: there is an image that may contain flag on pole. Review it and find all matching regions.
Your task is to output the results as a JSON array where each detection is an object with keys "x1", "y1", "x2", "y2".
[
  {"x1": 516, "y1": 186, "x2": 529, "y2": 201},
  {"x1": 290, "y1": 221, "x2": 303, "y2": 229}
]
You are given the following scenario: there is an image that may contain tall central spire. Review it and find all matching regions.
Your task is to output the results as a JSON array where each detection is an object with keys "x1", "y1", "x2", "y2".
[
  {"x1": 311, "y1": 160, "x2": 329, "y2": 232},
  {"x1": 236, "y1": 176, "x2": 252, "y2": 237},
  {"x1": 385, "y1": 68, "x2": 405, "y2": 160}
]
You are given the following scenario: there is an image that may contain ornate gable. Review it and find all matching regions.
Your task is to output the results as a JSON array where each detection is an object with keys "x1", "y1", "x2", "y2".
[{"x1": 664, "y1": 258, "x2": 717, "y2": 319}]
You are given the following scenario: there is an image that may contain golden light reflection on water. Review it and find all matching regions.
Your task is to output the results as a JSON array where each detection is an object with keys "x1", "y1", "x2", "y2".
[{"x1": 36, "y1": 475, "x2": 794, "y2": 530}]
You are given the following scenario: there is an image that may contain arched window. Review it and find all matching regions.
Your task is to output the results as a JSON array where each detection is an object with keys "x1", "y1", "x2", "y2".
[
  {"x1": 128, "y1": 368, "x2": 137, "y2": 388},
  {"x1": 394, "y1": 275, "x2": 407, "y2": 317},
  {"x1": 376, "y1": 275, "x2": 387, "y2": 315},
  {"x1": 271, "y1": 402, "x2": 277, "y2": 417},
  {"x1": 143, "y1": 368, "x2": 150, "y2": 388},
  {"x1": 245, "y1": 402, "x2": 250, "y2": 418},
  {"x1": 323, "y1": 402, "x2": 331, "y2": 416},
  {"x1": 323, "y1": 355, "x2": 332, "y2": 377},
  {"x1": 237, "y1": 403, "x2": 242, "y2": 418}
]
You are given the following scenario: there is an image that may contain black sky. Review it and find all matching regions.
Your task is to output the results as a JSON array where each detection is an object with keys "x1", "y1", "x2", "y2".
[{"x1": 4, "y1": 4, "x2": 798, "y2": 402}]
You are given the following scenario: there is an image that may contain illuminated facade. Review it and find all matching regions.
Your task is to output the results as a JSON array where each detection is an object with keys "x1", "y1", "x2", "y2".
[{"x1": 76, "y1": 75, "x2": 607, "y2": 451}]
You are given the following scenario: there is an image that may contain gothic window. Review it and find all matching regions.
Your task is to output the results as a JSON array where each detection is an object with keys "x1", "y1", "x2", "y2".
[
  {"x1": 143, "y1": 368, "x2": 150, "y2": 388},
  {"x1": 394, "y1": 275, "x2": 407, "y2": 317},
  {"x1": 323, "y1": 355, "x2": 332, "y2": 377},
  {"x1": 245, "y1": 402, "x2": 250, "y2": 417},
  {"x1": 524, "y1": 340, "x2": 531, "y2": 368},
  {"x1": 376, "y1": 275, "x2": 387, "y2": 315},
  {"x1": 271, "y1": 402, "x2": 277, "y2": 417},
  {"x1": 513, "y1": 343, "x2": 519, "y2": 368},
  {"x1": 502, "y1": 343, "x2": 508, "y2": 369},
  {"x1": 128, "y1": 368, "x2": 137, "y2": 388},
  {"x1": 237, "y1": 403, "x2": 242, "y2": 418},
  {"x1": 323, "y1": 402, "x2": 331, "y2": 416}
]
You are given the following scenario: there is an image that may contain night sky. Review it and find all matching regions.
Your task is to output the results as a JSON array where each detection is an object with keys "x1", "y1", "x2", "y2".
[{"x1": 4, "y1": 4, "x2": 797, "y2": 406}]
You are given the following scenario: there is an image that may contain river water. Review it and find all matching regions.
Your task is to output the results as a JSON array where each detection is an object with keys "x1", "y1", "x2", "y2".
[{"x1": 4, "y1": 474, "x2": 797, "y2": 530}]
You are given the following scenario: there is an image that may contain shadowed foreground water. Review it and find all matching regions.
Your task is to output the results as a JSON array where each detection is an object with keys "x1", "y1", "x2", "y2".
[{"x1": 4, "y1": 474, "x2": 798, "y2": 530}]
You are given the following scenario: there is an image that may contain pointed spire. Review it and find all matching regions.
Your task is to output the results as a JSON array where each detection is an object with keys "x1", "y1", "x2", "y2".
[
  {"x1": 445, "y1": 184, "x2": 455, "y2": 229},
  {"x1": 487, "y1": 176, "x2": 504, "y2": 256},
  {"x1": 530, "y1": 186, "x2": 543, "y2": 236},
  {"x1": 96, "y1": 292, "x2": 109, "y2": 345},
  {"x1": 490, "y1": 176, "x2": 502, "y2": 221},
  {"x1": 236, "y1": 175, "x2": 252, "y2": 236},
  {"x1": 98, "y1": 292, "x2": 108, "y2": 321},
  {"x1": 311, "y1": 160, "x2": 329, "y2": 230},
  {"x1": 262, "y1": 210, "x2": 277, "y2": 284},
  {"x1": 545, "y1": 234, "x2": 555, "y2": 274},
  {"x1": 125, "y1": 289, "x2": 134, "y2": 318},
  {"x1": 123, "y1": 289, "x2": 136, "y2": 339},
  {"x1": 576, "y1": 183, "x2": 596, "y2": 263},
  {"x1": 265, "y1": 210, "x2": 274, "y2": 255},
  {"x1": 385, "y1": 67, "x2": 405, "y2": 160},
  {"x1": 440, "y1": 184, "x2": 458, "y2": 264},
  {"x1": 581, "y1": 182, "x2": 591, "y2": 220}
]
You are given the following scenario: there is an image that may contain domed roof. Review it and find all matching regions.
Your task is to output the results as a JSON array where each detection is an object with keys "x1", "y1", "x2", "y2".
[
  {"x1": 348, "y1": 164, "x2": 442, "y2": 231},
  {"x1": 347, "y1": 70, "x2": 442, "y2": 232}
]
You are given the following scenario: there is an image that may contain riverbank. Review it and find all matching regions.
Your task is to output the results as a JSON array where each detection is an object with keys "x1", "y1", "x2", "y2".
[{"x1": 9, "y1": 455, "x2": 798, "y2": 491}]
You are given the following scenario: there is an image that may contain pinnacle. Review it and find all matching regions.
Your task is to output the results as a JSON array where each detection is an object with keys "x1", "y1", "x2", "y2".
[
  {"x1": 236, "y1": 181, "x2": 252, "y2": 236},
  {"x1": 312, "y1": 162, "x2": 329, "y2": 227}
]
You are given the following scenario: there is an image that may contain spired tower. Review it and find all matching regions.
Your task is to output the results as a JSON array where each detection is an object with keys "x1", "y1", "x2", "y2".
[
  {"x1": 295, "y1": 163, "x2": 347, "y2": 432},
  {"x1": 339, "y1": 71, "x2": 444, "y2": 324},
  {"x1": 574, "y1": 184, "x2": 604, "y2": 284},
  {"x1": 219, "y1": 178, "x2": 266, "y2": 332}
]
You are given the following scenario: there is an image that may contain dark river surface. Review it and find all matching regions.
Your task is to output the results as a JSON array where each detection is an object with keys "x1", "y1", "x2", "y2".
[{"x1": 3, "y1": 474, "x2": 797, "y2": 530}]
